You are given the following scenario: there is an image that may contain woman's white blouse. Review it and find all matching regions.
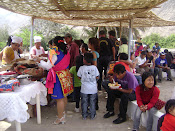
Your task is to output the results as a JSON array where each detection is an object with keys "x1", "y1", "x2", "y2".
[{"x1": 39, "y1": 54, "x2": 57, "y2": 70}]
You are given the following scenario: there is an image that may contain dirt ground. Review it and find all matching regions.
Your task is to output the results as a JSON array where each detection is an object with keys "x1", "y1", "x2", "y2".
[{"x1": 1, "y1": 77, "x2": 175, "y2": 131}]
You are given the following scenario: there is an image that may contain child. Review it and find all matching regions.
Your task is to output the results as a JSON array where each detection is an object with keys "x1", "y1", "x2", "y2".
[
  {"x1": 160, "y1": 99, "x2": 175, "y2": 131},
  {"x1": 77, "y1": 52, "x2": 99, "y2": 119},
  {"x1": 133, "y1": 72, "x2": 160, "y2": 131},
  {"x1": 70, "y1": 56, "x2": 83, "y2": 112}
]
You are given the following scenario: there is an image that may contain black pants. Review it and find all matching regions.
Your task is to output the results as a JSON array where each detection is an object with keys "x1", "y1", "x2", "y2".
[
  {"x1": 74, "y1": 87, "x2": 81, "y2": 108},
  {"x1": 97, "y1": 56, "x2": 110, "y2": 90},
  {"x1": 102, "y1": 80, "x2": 136, "y2": 119}
]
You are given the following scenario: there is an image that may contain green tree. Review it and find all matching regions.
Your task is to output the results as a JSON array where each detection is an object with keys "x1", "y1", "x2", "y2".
[
  {"x1": 15, "y1": 27, "x2": 42, "y2": 51},
  {"x1": 142, "y1": 33, "x2": 175, "y2": 48},
  {"x1": 142, "y1": 33, "x2": 165, "y2": 48},
  {"x1": 34, "y1": 19, "x2": 80, "y2": 44},
  {"x1": 0, "y1": 25, "x2": 9, "y2": 50},
  {"x1": 165, "y1": 34, "x2": 175, "y2": 48}
]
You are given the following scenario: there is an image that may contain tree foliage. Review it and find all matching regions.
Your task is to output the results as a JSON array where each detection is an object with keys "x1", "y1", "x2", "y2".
[
  {"x1": 0, "y1": 25, "x2": 9, "y2": 50},
  {"x1": 34, "y1": 19, "x2": 80, "y2": 45},
  {"x1": 142, "y1": 33, "x2": 175, "y2": 48},
  {"x1": 15, "y1": 27, "x2": 42, "y2": 51},
  {"x1": 15, "y1": 19, "x2": 80, "y2": 50}
]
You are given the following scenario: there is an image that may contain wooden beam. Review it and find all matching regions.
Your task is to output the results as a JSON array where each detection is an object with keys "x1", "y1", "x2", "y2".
[
  {"x1": 48, "y1": 7, "x2": 149, "y2": 12},
  {"x1": 51, "y1": 0, "x2": 70, "y2": 17},
  {"x1": 35, "y1": 15, "x2": 134, "y2": 21}
]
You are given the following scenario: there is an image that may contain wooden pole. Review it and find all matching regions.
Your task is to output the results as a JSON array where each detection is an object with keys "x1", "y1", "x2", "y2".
[
  {"x1": 128, "y1": 19, "x2": 133, "y2": 60},
  {"x1": 119, "y1": 21, "x2": 122, "y2": 45},
  {"x1": 97, "y1": 27, "x2": 100, "y2": 38},
  {"x1": 30, "y1": 17, "x2": 34, "y2": 51}
]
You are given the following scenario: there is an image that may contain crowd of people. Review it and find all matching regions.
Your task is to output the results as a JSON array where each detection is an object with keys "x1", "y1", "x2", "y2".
[{"x1": 1, "y1": 30, "x2": 175, "y2": 130}]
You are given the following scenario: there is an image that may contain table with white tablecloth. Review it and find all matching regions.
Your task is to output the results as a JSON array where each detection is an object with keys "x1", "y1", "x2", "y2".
[{"x1": 0, "y1": 81, "x2": 47, "y2": 131}]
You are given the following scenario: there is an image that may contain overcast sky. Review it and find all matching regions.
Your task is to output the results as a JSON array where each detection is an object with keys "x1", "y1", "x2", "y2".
[{"x1": 0, "y1": 8, "x2": 30, "y2": 34}]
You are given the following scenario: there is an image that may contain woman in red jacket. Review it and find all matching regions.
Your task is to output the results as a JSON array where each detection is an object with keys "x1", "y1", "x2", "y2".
[{"x1": 133, "y1": 72, "x2": 160, "y2": 131}]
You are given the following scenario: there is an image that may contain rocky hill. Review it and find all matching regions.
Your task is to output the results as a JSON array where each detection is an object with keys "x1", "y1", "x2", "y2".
[
  {"x1": 0, "y1": 0, "x2": 175, "y2": 37},
  {"x1": 139, "y1": 0, "x2": 175, "y2": 37}
]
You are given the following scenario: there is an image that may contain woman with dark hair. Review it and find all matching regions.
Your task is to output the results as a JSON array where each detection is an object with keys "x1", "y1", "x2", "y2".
[
  {"x1": 36, "y1": 36, "x2": 73, "y2": 124},
  {"x1": 88, "y1": 37, "x2": 100, "y2": 66},
  {"x1": 133, "y1": 72, "x2": 160, "y2": 131},
  {"x1": 160, "y1": 99, "x2": 175, "y2": 131},
  {"x1": 157, "y1": 99, "x2": 175, "y2": 131},
  {"x1": 80, "y1": 43, "x2": 88, "y2": 55}
]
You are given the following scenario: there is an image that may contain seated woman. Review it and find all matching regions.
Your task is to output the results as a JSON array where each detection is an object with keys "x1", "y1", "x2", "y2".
[
  {"x1": 2, "y1": 36, "x2": 22, "y2": 65},
  {"x1": 133, "y1": 72, "x2": 160, "y2": 131}
]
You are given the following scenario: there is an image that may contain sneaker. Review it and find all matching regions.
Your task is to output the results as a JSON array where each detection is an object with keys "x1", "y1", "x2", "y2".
[
  {"x1": 74, "y1": 108, "x2": 80, "y2": 113},
  {"x1": 82, "y1": 117, "x2": 87, "y2": 120},
  {"x1": 90, "y1": 115, "x2": 96, "y2": 120},
  {"x1": 167, "y1": 78, "x2": 173, "y2": 81},
  {"x1": 103, "y1": 111, "x2": 115, "y2": 118},
  {"x1": 113, "y1": 117, "x2": 126, "y2": 124}
]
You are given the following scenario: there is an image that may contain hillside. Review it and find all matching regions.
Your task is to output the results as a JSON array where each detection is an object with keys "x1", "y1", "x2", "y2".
[
  {"x1": 0, "y1": 0, "x2": 175, "y2": 37},
  {"x1": 0, "y1": 8, "x2": 30, "y2": 34},
  {"x1": 139, "y1": 0, "x2": 175, "y2": 37}
]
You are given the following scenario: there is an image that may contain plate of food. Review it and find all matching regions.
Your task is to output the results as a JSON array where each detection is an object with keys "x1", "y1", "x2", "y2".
[{"x1": 108, "y1": 82, "x2": 121, "y2": 90}]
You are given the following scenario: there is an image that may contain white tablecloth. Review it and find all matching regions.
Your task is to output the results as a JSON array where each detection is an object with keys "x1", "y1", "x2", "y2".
[{"x1": 0, "y1": 81, "x2": 47, "y2": 123}]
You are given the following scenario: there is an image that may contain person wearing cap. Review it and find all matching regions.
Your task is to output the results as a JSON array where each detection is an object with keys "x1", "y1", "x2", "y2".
[
  {"x1": 0, "y1": 36, "x2": 23, "y2": 61},
  {"x1": 30, "y1": 36, "x2": 45, "y2": 59},
  {"x1": 135, "y1": 51, "x2": 150, "y2": 75},
  {"x1": 1, "y1": 36, "x2": 22, "y2": 65},
  {"x1": 64, "y1": 33, "x2": 79, "y2": 68},
  {"x1": 155, "y1": 52, "x2": 173, "y2": 82}
]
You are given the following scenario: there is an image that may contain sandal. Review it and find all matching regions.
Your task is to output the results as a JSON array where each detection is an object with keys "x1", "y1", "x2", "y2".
[
  {"x1": 55, "y1": 111, "x2": 66, "y2": 118},
  {"x1": 53, "y1": 117, "x2": 65, "y2": 125}
]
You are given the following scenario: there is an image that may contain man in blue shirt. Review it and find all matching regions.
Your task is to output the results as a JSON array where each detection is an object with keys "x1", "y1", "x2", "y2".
[{"x1": 155, "y1": 52, "x2": 173, "y2": 82}]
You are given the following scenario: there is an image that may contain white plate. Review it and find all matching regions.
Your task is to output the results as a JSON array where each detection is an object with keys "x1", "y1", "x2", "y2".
[
  {"x1": 17, "y1": 74, "x2": 31, "y2": 79},
  {"x1": 108, "y1": 83, "x2": 121, "y2": 90}
]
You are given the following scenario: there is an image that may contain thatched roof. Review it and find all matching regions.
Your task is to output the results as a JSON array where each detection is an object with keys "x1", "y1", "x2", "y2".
[{"x1": 1, "y1": 0, "x2": 175, "y2": 27}]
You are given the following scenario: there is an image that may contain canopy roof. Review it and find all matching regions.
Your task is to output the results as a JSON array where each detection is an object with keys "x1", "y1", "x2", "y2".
[{"x1": 1, "y1": 0, "x2": 175, "y2": 27}]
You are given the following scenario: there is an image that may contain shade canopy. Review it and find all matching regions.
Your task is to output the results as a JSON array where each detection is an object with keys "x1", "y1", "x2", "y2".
[{"x1": 0, "y1": 0, "x2": 175, "y2": 27}]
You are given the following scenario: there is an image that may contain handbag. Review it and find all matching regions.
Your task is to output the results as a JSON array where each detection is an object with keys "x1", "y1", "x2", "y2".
[{"x1": 154, "y1": 99, "x2": 166, "y2": 110}]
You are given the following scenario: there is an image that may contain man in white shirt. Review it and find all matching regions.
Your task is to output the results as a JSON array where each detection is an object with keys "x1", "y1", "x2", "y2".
[{"x1": 135, "y1": 51, "x2": 150, "y2": 75}]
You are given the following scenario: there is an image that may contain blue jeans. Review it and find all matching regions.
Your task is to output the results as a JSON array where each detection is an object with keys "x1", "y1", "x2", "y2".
[
  {"x1": 81, "y1": 93, "x2": 97, "y2": 118},
  {"x1": 135, "y1": 75, "x2": 142, "y2": 85},
  {"x1": 133, "y1": 106, "x2": 157, "y2": 131}
]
